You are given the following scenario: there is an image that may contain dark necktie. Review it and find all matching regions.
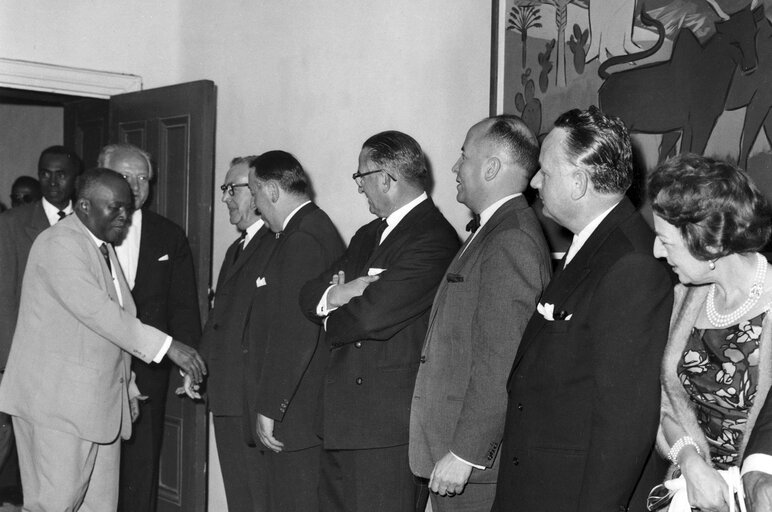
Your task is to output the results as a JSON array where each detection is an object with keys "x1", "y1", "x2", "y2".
[
  {"x1": 57, "y1": 210, "x2": 67, "y2": 222},
  {"x1": 99, "y1": 243, "x2": 112, "y2": 273},
  {"x1": 374, "y1": 218, "x2": 388, "y2": 246},
  {"x1": 233, "y1": 232, "x2": 247, "y2": 263},
  {"x1": 465, "y1": 215, "x2": 480, "y2": 233}
]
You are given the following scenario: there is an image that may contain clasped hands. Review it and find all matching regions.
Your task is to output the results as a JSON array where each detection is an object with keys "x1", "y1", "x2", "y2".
[
  {"x1": 167, "y1": 339, "x2": 207, "y2": 400},
  {"x1": 327, "y1": 270, "x2": 379, "y2": 308}
]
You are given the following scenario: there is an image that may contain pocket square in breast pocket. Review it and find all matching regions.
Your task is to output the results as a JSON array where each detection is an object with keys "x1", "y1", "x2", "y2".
[
  {"x1": 256, "y1": 277, "x2": 267, "y2": 288},
  {"x1": 368, "y1": 267, "x2": 386, "y2": 276},
  {"x1": 157, "y1": 254, "x2": 169, "y2": 261},
  {"x1": 446, "y1": 273, "x2": 464, "y2": 283}
]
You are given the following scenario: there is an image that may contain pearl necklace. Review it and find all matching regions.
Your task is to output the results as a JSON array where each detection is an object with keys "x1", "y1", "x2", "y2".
[{"x1": 706, "y1": 253, "x2": 767, "y2": 328}]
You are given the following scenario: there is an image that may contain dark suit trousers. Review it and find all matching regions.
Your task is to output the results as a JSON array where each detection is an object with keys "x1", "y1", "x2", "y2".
[
  {"x1": 118, "y1": 361, "x2": 171, "y2": 512},
  {"x1": 257, "y1": 445, "x2": 320, "y2": 511},
  {"x1": 213, "y1": 415, "x2": 265, "y2": 512},
  {"x1": 319, "y1": 444, "x2": 419, "y2": 512}
]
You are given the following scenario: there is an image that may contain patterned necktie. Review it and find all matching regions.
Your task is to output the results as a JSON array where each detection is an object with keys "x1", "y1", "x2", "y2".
[
  {"x1": 233, "y1": 232, "x2": 247, "y2": 263},
  {"x1": 99, "y1": 243, "x2": 112, "y2": 273},
  {"x1": 57, "y1": 210, "x2": 67, "y2": 221}
]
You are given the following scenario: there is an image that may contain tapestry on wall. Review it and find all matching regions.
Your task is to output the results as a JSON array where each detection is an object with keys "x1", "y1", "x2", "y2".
[{"x1": 492, "y1": 0, "x2": 772, "y2": 254}]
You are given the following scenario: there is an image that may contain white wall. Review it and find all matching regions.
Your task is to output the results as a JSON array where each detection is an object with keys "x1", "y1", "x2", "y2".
[{"x1": 1, "y1": 2, "x2": 491, "y2": 510}]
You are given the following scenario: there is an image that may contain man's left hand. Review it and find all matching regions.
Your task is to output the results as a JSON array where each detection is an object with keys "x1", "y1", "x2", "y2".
[
  {"x1": 257, "y1": 413, "x2": 284, "y2": 453},
  {"x1": 744, "y1": 471, "x2": 772, "y2": 511},
  {"x1": 174, "y1": 373, "x2": 202, "y2": 400},
  {"x1": 129, "y1": 395, "x2": 148, "y2": 423},
  {"x1": 429, "y1": 452, "x2": 473, "y2": 496}
]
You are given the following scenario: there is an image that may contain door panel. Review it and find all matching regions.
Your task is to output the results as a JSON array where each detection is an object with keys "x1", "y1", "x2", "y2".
[
  {"x1": 63, "y1": 98, "x2": 109, "y2": 168},
  {"x1": 110, "y1": 80, "x2": 216, "y2": 512}
]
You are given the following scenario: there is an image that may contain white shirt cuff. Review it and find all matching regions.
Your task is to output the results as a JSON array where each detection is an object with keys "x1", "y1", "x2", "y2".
[
  {"x1": 450, "y1": 451, "x2": 485, "y2": 470},
  {"x1": 316, "y1": 285, "x2": 339, "y2": 317},
  {"x1": 153, "y1": 336, "x2": 173, "y2": 363},
  {"x1": 742, "y1": 454, "x2": 772, "y2": 476}
]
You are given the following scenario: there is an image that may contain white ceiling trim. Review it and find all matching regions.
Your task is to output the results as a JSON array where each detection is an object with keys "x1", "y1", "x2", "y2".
[{"x1": 0, "y1": 58, "x2": 142, "y2": 99}]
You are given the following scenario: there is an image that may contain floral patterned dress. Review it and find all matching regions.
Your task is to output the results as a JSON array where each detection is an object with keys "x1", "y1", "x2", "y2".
[{"x1": 677, "y1": 312, "x2": 763, "y2": 469}]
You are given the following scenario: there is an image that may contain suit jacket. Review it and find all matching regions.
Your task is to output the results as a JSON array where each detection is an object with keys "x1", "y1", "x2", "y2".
[
  {"x1": 0, "y1": 202, "x2": 50, "y2": 368},
  {"x1": 493, "y1": 198, "x2": 674, "y2": 512},
  {"x1": 199, "y1": 222, "x2": 277, "y2": 417},
  {"x1": 300, "y1": 197, "x2": 459, "y2": 450},
  {"x1": 747, "y1": 388, "x2": 772, "y2": 459},
  {"x1": 244, "y1": 202, "x2": 344, "y2": 451},
  {"x1": 128, "y1": 210, "x2": 201, "y2": 392},
  {"x1": 409, "y1": 196, "x2": 551, "y2": 484},
  {"x1": 0, "y1": 214, "x2": 167, "y2": 443}
]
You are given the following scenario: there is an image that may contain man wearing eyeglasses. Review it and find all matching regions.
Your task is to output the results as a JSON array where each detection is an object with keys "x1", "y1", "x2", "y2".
[
  {"x1": 197, "y1": 156, "x2": 276, "y2": 511},
  {"x1": 96, "y1": 143, "x2": 201, "y2": 512},
  {"x1": 301, "y1": 131, "x2": 459, "y2": 512}
]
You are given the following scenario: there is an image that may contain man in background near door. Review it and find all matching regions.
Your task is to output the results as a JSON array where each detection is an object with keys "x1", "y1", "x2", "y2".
[
  {"x1": 300, "y1": 131, "x2": 459, "y2": 512},
  {"x1": 97, "y1": 143, "x2": 202, "y2": 512},
  {"x1": 409, "y1": 115, "x2": 551, "y2": 512},
  {"x1": 0, "y1": 146, "x2": 81, "y2": 506},
  {"x1": 198, "y1": 156, "x2": 276, "y2": 511},
  {"x1": 9, "y1": 176, "x2": 42, "y2": 208}
]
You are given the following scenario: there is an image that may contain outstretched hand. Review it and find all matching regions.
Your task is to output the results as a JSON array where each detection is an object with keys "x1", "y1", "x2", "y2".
[{"x1": 167, "y1": 340, "x2": 207, "y2": 384}]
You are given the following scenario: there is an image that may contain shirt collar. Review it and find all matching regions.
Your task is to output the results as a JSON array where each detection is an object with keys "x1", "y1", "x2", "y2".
[
  {"x1": 567, "y1": 200, "x2": 621, "y2": 263},
  {"x1": 282, "y1": 200, "x2": 312, "y2": 231},
  {"x1": 243, "y1": 218, "x2": 265, "y2": 247},
  {"x1": 384, "y1": 192, "x2": 428, "y2": 228},
  {"x1": 478, "y1": 193, "x2": 521, "y2": 229},
  {"x1": 42, "y1": 198, "x2": 73, "y2": 225}
]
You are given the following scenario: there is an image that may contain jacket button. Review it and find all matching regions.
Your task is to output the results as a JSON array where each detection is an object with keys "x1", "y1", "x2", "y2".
[
  {"x1": 355, "y1": 377, "x2": 363, "y2": 385},
  {"x1": 119, "y1": 377, "x2": 124, "y2": 384},
  {"x1": 212, "y1": 323, "x2": 219, "y2": 331},
  {"x1": 420, "y1": 355, "x2": 426, "y2": 363},
  {"x1": 354, "y1": 341, "x2": 362, "y2": 348},
  {"x1": 517, "y1": 403, "x2": 523, "y2": 411},
  {"x1": 243, "y1": 348, "x2": 248, "y2": 354},
  {"x1": 512, "y1": 456, "x2": 519, "y2": 465}
]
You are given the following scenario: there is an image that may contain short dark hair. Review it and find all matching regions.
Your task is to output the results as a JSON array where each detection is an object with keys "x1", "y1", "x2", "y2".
[
  {"x1": 554, "y1": 106, "x2": 632, "y2": 194},
  {"x1": 12, "y1": 175, "x2": 41, "y2": 192},
  {"x1": 483, "y1": 115, "x2": 539, "y2": 178},
  {"x1": 76, "y1": 167, "x2": 129, "y2": 201},
  {"x1": 362, "y1": 131, "x2": 427, "y2": 188},
  {"x1": 647, "y1": 153, "x2": 772, "y2": 259},
  {"x1": 38, "y1": 145, "x2": 83, "y2": 174},
  {"x1": 250, "y1": 151, "x2": 309, "y2": 196}
]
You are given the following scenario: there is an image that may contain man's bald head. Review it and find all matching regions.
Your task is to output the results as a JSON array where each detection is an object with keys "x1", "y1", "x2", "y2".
[{"x1": 75, "y1": 168, "x2": 133, "y2": 243}]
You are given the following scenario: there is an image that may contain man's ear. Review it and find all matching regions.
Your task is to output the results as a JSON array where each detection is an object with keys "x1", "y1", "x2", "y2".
[
  {"x1": 267, "y1": 181, "x2": 281, "y2": 203},
  {"x1": 483, "y1": 157, "x2": 501, "y2": 182},
  {"x1": 571, "y1": 169, "x2": 589, "y2": 200},
  {"x1": 380, "y1": 171, "x2": 394, "y2": 192},
  {"x1": 77, "y1": 197, "x2": 90, "y2": 215}
]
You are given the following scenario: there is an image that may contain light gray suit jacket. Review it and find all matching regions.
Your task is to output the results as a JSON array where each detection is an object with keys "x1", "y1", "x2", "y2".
[
  {"x1": 0, "y1": 214, "x2": 167, "y2": 444},
  {"x1": 409, "y1": 195, "x2": 550, "y2": 483}
]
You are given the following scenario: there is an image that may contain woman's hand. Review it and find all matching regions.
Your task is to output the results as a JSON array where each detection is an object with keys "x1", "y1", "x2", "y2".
[{"x1": 680, "y1": 449, "x2": 732, "y2": 512}]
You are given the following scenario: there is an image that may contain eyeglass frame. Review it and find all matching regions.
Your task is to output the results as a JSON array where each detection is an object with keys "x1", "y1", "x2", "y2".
[
  {"x1": 220, "y1": 183, "x2": 250, "y2": 196},
  {"x1": 352, "y1": 169, "x2": 397, "y2": 187}
]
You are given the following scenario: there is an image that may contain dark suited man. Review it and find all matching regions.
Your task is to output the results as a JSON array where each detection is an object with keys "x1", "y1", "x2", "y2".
[
  {"x1": 97, "y1": 144, "x2": 202, "y2": 512},
  {"x1": 409, "y1": 115, "x2": 550, "y2": 512},
  {"x1": 300, "y1": 131, "x2": 459, "y2": 512},
  {"x1": 743, "y1": 392, "x2": 772, "y2": 510},
  {"x1": 0, "y1": 168, "x2": 205, "y2": 511},
  {"x1": 10, "y1": 176, "x2": 42, "y2": 208},
  {"x1": 0, "y1": 146, "x2": 81, "y2": 503},
  {"x1": 245, "y1": 151, "x2": 344, "y2": 511},
  {"x1": 197, "y1": 156, "x2": 274, "y2": 512},
  {"x1": 492, "y1": 107, "x2": 673, "y2": 512}
]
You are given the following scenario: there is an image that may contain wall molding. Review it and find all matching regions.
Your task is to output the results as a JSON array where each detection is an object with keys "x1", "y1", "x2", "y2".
[{"x1": 0, "y1": 58, "x2": 142, "y2": 98}]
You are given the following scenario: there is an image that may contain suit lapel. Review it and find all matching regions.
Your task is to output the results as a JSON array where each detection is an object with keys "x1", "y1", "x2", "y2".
[
  {"x1": 24, "y1": 202, "x2": 50, "y2": 242},
  {"x1": 363, "y1": 198, "x2": 433, "y2": 270},
  {"x1": 134, "y1": 211, "x2": 155, "y2": 288},
  {"x1": 108, "y1": 243, "x2": 136, "y2": 316},
  {"x1": 223, "y1": 225, "x2": 270, "y2": 282},
  {"x1": 512, "y1": 198, "x2": 635, "y2": 368}
]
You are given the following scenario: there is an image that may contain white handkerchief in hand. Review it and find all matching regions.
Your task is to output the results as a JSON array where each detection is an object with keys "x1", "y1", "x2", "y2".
[
  {"x1": 368, "y1": 268, "x2": 386, "y2": 276},
  {"x1": 256, "y1": 277, "x2": 267, "y2": 288},
  {"x1": 158, "y1": 254, "x2": 169, "y2": 261}
]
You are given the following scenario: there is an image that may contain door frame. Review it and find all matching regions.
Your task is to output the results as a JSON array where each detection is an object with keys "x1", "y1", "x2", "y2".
[{"x1": 0, "y1": 58, "x2": 142, "y2": 98}]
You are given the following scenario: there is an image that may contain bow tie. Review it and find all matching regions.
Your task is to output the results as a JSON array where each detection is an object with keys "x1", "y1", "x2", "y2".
[{"x1": 465, "y1": 215, "x2": 480, "y2": 233}]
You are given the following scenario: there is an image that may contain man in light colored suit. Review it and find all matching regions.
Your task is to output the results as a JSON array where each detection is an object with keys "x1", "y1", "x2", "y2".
[
  {"x1": 0, "y1": 168, "x2": 206, "y2": 512},
  {"x1": 409, "y1": 115, "x2": 550, "y2": 511}
]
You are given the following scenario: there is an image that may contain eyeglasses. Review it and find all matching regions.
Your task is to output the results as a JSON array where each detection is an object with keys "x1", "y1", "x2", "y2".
[
  {"x1": 352, "y1": 169, "x2": 397, "y2": 187},
  {"x1": 220, "y1": 183, "x2": 250, "y2": 196}
]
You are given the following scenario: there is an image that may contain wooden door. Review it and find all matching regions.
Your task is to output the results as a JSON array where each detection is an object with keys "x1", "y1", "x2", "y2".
[
  {"x1": 110, "y1": 80, "x2": 216, "y2": 512},
  {"x1": 63, "y1": 98, "x2": 109, "y2": 168}
]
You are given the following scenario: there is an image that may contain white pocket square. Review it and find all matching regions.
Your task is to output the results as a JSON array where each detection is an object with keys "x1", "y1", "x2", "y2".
[
  {"x1": 368, "y1": 267, "x2": 386, "y2": 276},
  {"x1": 158, "y1": 254, "x2": 169, "y2": 261},
  {"x1": 537, "y1": 302, "x2": 572, "y2": 321},
  {"x1": 256, "y1": 277, "x2": 267, "y2": 288}
]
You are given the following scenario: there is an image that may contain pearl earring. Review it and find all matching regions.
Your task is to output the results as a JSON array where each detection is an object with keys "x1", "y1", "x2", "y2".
[{"x1": 709, "y1": 260, "x2": 716, "y2": 270}]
